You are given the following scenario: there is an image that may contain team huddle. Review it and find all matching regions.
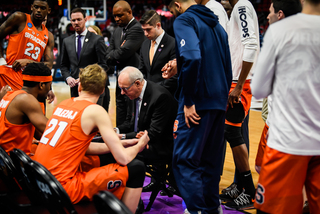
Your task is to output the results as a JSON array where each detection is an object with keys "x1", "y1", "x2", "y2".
[{"x1": 0, "y1": 0, "x2": 319, "y2": 214}]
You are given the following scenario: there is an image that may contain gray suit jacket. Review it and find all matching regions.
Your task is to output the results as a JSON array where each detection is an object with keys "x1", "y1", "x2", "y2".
[
  {"x1": 106, "y1": 19, "x2": 145, "y2": 71},
  {"x1": 60, "y1": 31, "x2": 108, "y2": 83}
]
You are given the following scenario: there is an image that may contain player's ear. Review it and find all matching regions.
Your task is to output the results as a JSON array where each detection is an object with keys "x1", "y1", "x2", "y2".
[{"x1": 48, "y1": 7, "x2": 51, "y2": 14}]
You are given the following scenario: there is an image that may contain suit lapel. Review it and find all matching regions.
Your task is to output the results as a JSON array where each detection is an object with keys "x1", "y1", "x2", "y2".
[
  {"x1": 70, "y1": 35, "x2": 77, "y2": 62},
  {"x1": 138, "y1": 82, "x2": 151, "y2": 129},
  {"x1": 151, "y1": 33, "x2": 167, "y2": 69},
  {"x1": 121, "y1": 19, "x2": 137, "y2": 43},
  {"x1": 78, "y1": 32, "x2": 91, "y2": 62}
]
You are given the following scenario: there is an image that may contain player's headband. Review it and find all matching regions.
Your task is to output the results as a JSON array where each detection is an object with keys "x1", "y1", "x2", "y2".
[{"x1": 22, "y1": 74, "x2": 52, "y2": 82}]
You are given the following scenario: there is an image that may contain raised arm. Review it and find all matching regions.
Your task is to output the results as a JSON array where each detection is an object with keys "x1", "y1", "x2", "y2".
[{"x1": 0, "y1": 12, "x2": 26, "y2": 58}]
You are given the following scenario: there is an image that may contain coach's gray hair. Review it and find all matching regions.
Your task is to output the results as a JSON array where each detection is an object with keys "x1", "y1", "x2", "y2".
[{"x1": 120, "y1": 66, "x2": 144, "y2": 82}]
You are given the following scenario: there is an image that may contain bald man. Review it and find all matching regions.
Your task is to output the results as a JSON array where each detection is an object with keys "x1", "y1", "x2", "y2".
[{"x1": 106, "y1": 0, "x2": 145, "y2": 126}]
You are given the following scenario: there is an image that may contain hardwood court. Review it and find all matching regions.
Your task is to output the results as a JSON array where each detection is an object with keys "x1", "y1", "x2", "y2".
[{"x1": 47, "y1": 81, "x2": 264, "y2": 214}]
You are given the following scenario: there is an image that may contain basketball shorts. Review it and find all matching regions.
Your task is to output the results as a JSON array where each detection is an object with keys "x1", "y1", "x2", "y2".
[
  {"x1": 255, "y1": 123, "x2": 269, "y2": 167},
  {"x1": 0, "y1": 66, "x2": 23, "y2": 91},
  {"x1": 79, "y1": 155, "x2": 100, "y2": 172},
  {"x1": 255, "y1": 146, "x2": 320, "y2": 213},
  {"x1": 225, "y1": 81, "x2": 252, "y2": 127},
  {"x1": 63, "y1": 163, "x2": 128, "y2": 204}
]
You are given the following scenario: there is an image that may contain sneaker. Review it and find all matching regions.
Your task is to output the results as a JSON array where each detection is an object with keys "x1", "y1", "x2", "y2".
[
  {"x1": 219, "y1": 186, "x2": 241, "y2": 202},
  {"x1": 224, "y1": 192, "x2": 255, "y2": 210},
  {"x1": 221, "y1": 182, "x2": 237, "y2": 194},
  {"x1": 184, "y1": 209, "x2": 191, "y2": 214}
]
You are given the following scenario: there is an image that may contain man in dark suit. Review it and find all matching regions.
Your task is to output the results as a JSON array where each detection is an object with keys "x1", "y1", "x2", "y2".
[
  {"x1": 106, "y1": 0, "x2": 145, "y2": 126},
  {"x1": 60, "y1": 8, "x2": 109, "y2": 99},
  {"x1": 116, "y1": 66, "x2": 177, "y2": 160},
  {"x1": 139, "y1": 10, "x2": 177, "y2": 95}
]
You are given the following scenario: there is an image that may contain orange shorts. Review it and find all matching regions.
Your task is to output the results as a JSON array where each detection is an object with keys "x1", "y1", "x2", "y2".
[
  {"x1": 79, "y1": 155, "x2": 100, "y2": 172},
  {"x1": 225, "y1": 80, "x2": 252, "y2": 127},
  {"x1": 255, "y1": 123, "x2": 269, "y2": 167},
  {"x1": 255, "y1": 146, "x2": 320, "y2": 213},
  {"x1": 63, "y1": 163, "x2": 128, "y2": 204},
  {"x1": 0, "y1": 66, "x2": 23, "y2": 91}
]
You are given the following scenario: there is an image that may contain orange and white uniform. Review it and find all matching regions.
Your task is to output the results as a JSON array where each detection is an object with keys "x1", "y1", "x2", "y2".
[
  {"x1": 0, "y1": 14, "x2": 49, "y2": 90},
  {"x1": 252, "y1": 13, "x2": 320, "y2": 213},
  {"x1": 34, "y1": 98, "x2": 128, "y2": 203},
  {"x1": 0, "y1": 90, "x2": 35, "y2": 155}
]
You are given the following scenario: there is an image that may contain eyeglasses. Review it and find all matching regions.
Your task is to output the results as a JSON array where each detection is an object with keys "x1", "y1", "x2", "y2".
[{"x1": 119, "y1": 78, "x2": 140, "y2": 92}]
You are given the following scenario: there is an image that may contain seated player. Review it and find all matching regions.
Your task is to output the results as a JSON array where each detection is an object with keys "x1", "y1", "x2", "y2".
[
  {"x1": 34, "y1": 64, "x2": 150, "y2": 213},
  {"x1": 0, "y1": 63, "x2": 51, "y2": 155}
]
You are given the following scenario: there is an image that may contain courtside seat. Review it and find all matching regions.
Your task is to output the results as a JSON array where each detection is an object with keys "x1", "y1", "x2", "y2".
[
  {"x1": 0, "y1": 146, "x2": 34, "y2": 213},
  {"x1": 93, "y1": 190, "x2": 132, "y2": 214},
  {"x1": 23, "y1": 158, "x2": 97, "y2": 214}
]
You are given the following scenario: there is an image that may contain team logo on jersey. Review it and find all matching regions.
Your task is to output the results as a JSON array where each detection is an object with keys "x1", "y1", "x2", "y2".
[
  {"x1": 238, "y1": 6, "x2": 249, "y2": 38},
  {"x1": 44, "y1": 38, "x2": 47, "y2": 42},
  {"x1": 44, "y1": 34, "x2": 48, "y2": 39},
  {"x1": 255, "y1": 183, "x2": 265, "y2": 204},
  {"x1": 27, "y1": 23, "x2": 33, "y2": 28},
  {"x1": 32, "y1": 31, "x2": 35, "y2": 35},
  {"x1": 107, "y1": 180, "x2": 122, "y2": 190},
  {"x1": 173, "y1": 120, "x2": 179, "y2": 139},
  {"x1": 180, "y1": 39, "x2": 185, "y2": 47},
  {"x1": 37, "y1": 33, "x2": 39, "y2": 36}
]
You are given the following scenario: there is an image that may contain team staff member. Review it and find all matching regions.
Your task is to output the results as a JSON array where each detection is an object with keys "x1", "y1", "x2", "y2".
[
  {"x1": 106, "y1": 0, "x2": 145, "y2": 126},
  {"x1": 251, "y1": 0, "x2": 320, "y2": 213},
  {"x1": 0, "y1": 63, "x2": 51, "y2": 155},
  {"x1": 139, "y1": 10, "x2": 177, "y2": 95},
  {"x1": 34, "y1": 64, "x2": 149, "y2": 213},
  {"x1": 170, "y1": 0, "x2": 232, "y2": 213},
  {"x1": 0, "y1": 0, "x2": 54, "y2": 99},
  {"x1": 60, "y1": 8, "x2": 109, "y2": 99}
]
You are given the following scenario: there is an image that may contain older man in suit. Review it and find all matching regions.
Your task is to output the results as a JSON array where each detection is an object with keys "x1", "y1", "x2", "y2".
[
  {"x1": 107, "y1": 0, "x2": 145, "y2": 126},
  {"x1": 60, "y1": 8, "x2": 109, "y2": 99},
  {"x1": 116, "y1": 66, "x2": 177, "y2": 160},
  {"x1": 139, "y1": 10, "x2": 177, "y2": 95}
]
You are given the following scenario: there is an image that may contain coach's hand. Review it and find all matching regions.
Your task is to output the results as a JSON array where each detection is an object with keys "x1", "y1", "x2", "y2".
[
  {"x1": 67, "y1": 77, "x2": 78, "y2": 88},
  {"x1": 184, "y1": 105, "x2": 201, "y2": 128}
]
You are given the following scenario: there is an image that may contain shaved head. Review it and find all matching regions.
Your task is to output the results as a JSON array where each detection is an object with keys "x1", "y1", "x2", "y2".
[
  {"x1": 114, "y1": 0, "x2": 131, "y2": 11},
  {"x1": 113, "y1": 0, "x2": 133, "y2": 27}
]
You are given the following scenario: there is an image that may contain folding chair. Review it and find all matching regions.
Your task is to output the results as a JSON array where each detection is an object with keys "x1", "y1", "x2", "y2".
[
  {"x1": 0, "y1": 146, "x2": 33, "y2": 212},
  {"x1": 143, "y1": 158, "x2": 179, "y2": 211},
  {"x1": 23, "y1": 158, "x2": 97, "y2": 214},
  {"x1": 93, "y1": 190, "x2": 132, "y2": 214}
]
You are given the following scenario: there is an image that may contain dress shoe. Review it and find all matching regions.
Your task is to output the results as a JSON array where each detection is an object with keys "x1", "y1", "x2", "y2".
[
  {"x1": 160, "y1": 186, "x2": 180, "y2": 197},
  {"x1": 142, "y1": 182, "x2": 155, "y2": 192}
]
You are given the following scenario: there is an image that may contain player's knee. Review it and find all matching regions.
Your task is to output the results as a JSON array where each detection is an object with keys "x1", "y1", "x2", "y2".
[
  {"x1": 225, "y1": 124, "x2": 245, "y2": 148},
  {"x1": 126, "y1": 159, "x2": 146, "y2": 188},
  {"x1": 226, "y1": 102, "x2": 245, "y2": 123}
]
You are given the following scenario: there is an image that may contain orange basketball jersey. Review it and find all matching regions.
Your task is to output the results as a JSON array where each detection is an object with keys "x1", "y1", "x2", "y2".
[
  {"x1": 34, "y1": 98, "x2": 97, "y2": 183},
  {"x1": 0, "y1": 90, "x2": 35, "y2": 155},
  {"x1": 0, "y1": 13, "x2": 49, "y2": 90}
]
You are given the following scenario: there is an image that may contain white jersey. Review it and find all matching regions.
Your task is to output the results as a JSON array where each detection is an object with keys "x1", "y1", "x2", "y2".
[
  {"x1": 205, "y1": 0, "x2": 229, "y2": 32},
  {"x1": 229, "y1": 0, "x2": 259, "y2": 80},
  {"x1": 251, "y1": 13, "x2": 320, "y2": 156}
]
